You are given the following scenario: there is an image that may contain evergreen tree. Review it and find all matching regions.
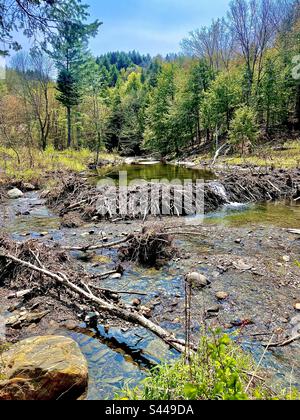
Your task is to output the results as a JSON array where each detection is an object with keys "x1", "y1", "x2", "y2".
[
  {"x1": 144, "y1": 65, "x2": 176, "y2": 156},
  {"x1": 46, "y1": 12, "x2": 100, "y2": 147}
]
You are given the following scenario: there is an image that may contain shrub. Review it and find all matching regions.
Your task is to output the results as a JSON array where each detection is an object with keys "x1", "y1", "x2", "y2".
[
  {"x1": 120, "y1": 333, "x2": 299, "y2": 401},
  {"x1": 229, "y1": 106, "x2": 259, "y2": 155}
]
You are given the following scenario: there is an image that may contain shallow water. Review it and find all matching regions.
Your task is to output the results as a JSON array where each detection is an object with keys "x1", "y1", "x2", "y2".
[
  {"x1": 1, "y1": 186, "x2": 300, "y2": 399},
  {"x1": 205, "y1": 201, "x2": 300, "y2": 229}
]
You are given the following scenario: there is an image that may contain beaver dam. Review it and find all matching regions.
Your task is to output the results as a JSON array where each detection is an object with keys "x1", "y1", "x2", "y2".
[{"x1": 0, "y1": 164, "x2": 300, "y2": 399}]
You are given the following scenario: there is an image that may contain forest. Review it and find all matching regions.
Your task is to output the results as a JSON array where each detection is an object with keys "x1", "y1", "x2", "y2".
[
  {"x1": 0, "y1": 0, "x2": 300, "y2": 162},
  {"x1": 0, "y1": 0, "x2": 300, "y2": 403}
]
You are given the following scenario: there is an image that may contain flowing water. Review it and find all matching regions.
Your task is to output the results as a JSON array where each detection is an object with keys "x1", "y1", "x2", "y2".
[{"x1": 1, "y1": 164, "x2": 299, "y2": 399}]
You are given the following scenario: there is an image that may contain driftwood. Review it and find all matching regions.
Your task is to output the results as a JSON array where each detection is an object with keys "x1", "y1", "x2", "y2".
[
  {"x1": 0, "y1": 251, "x2": 188, "y2": 354},
  {"x1": 263, "y1": 334, "x2": 300, "y2": 348},
  {"x1": 288, "y1": 229, "x2": 300, "y2": 235}
]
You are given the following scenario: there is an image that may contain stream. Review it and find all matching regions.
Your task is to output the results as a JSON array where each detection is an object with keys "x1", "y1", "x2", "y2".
[{"x1": 0, "y1": 163, "x2": 300, "y2": 400}]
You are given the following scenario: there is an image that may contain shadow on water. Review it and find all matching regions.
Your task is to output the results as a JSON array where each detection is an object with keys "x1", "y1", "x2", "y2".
[{"x1": 59, "y1": 325, "x2": 178, "y2": 400}]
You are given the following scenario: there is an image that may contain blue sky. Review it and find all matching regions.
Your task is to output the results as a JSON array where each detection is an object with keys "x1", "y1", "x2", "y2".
[{"x1": 88, "y1": 0, "x2": 231, "y2": 56}]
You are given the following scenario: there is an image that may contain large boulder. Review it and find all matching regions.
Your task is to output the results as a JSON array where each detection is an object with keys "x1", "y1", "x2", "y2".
[
  {"x1": 7, "y1": 188, "x2": 24, "y2": 199},
  {"x1": 0, "y1": 336, "x2": 88, "y2": 400}
]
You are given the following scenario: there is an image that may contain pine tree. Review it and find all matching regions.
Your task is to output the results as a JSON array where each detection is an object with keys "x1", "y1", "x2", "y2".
[{"x1": 46, "y1": 13, "x2": 100, "y2": 148}]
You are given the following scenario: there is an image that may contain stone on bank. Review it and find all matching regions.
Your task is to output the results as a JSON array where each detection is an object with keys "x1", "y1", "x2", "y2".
[
  {"x1": 0, "y1": 336, "x2": 88, "y2": 400},
  {"x1": 7, "y1": 188, "x2": 24, "y2": 199}
]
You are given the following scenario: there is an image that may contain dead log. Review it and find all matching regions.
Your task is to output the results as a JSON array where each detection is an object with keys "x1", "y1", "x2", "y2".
[{"x1": 0, "y1": 252, "x2": 188, "y2": 354}]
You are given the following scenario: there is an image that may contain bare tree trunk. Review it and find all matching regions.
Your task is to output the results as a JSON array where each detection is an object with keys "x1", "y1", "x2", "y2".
[{"x1": 67, "y1": 106, "x2": 72, "y2": 148}]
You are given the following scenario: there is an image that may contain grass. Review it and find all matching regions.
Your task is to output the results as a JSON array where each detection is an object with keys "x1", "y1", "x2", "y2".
[
  {"x1": 120, "y1": 332, "x2": 300, "y2": 401},
  {"x1": 0, "y1": 146, "x2": 119, "y2": 183},
  {"x1": 195, "y1": 140, "x2": 300, "y2": 169}
]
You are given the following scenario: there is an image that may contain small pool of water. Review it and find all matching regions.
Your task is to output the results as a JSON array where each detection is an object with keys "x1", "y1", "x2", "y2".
[{"x1": 90, "y1": 163, "x2": 216, "y2": 185}]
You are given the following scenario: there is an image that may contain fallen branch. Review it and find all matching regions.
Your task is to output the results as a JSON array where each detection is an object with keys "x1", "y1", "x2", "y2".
[
  {"x1": 212, "y1": 143, "x2": 228, "y2": 166},
  {"x1": 87, "y1": 283, "x2": 147, "y2": 296},
  {"x1": 0, "y1": 252, "x2": 188, "y2": 354},
  {"x1": 263, "y1": 334, "x2": 300, "y2": 348},
  {"x1": 62, "y1": 235, "x2": 134, "y2": 252}
]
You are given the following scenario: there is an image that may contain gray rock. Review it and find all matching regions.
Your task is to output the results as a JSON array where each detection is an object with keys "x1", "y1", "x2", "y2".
[
  {"x1": 22, "y1": 183, "x2": 36, "y2": 191},
  {"x1": 216, "y1": 291, "x2": 229, "y2": 301},
  {"x1": 186, "y1": 272, "x2": 209, "y2": 289},
  {"x1": 140, "y1": 306, "x2": 152, "y2": 318},
  {"x1": 110, "y1": 273, "x2": 122, "y2": 279},
  {"x1": 7, "y1": 188, "x2": 24, "y2": 199},
  {"x1": 294, "y1": 303, "x2": 300, "y2": 311}
]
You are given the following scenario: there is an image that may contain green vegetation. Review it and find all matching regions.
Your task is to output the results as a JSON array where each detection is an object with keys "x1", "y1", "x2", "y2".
[
  {"x1": 121, "y1": 333, "x2": 299, "y2": 401},
  {"x1": 1, "y1": 1, "x2": 300, "y2": 164},
  {"x1": 229, "y1": 106, "x2": 259, "y2": 153},
  {"x1": 215, "y1": 140, "x2": 300, "y2": 169},
  {"x1": 0, "y1": 146, "x2": 118, "y2": 182}
]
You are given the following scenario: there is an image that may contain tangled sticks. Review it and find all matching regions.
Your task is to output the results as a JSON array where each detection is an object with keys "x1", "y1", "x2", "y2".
[
  {"x1": 44, "y1": 169, "x2": 300, "y2": 225},
  {"x1": 0, "y1": 235, "x2": 188, "y2": 354},
  {"x1": 45, "y1": 175, "x2": 205, "y2": 221}
]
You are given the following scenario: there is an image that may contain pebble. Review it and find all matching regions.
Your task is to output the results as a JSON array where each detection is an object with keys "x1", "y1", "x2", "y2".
[
  {"x1": 40, "y1": 232, "x2": 49, "y2": 237},
  {"x1": 140, "y1": 306, "x2": 152, "y2": 318},
  {"x1": 131, "y1": 298, "x2": 141, "y2": 307},
  {"x1": 283, "y1": 256, "x2": 290, "y2": 263},
  {"x1": 110, "y1": 273, "x2": 122, "y2": 280},
  {"x1": 212, "y1": 271, "x2": 220, "y2": 278},
  {"x1": 294, "y1": 303, "x2": 300, "y2": 311},
  {"x1": 216, "y1": 291, "x2": 229, "y2": 301},
  {"x1": 207, "y1": 306, "x2": 220, "y2": 314},
  {"x1": 233, "y1": 261, "x2": 253, "y2": 271},
  {"x1": 81, "y1": 232, "x2": 90, "y2": 238},
  {"x1": 23, "y1": 183, "x2": 36, "y2": 191},
  {"x1": 64, "y1": 320, "x2": 78, "y2": 330}
]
